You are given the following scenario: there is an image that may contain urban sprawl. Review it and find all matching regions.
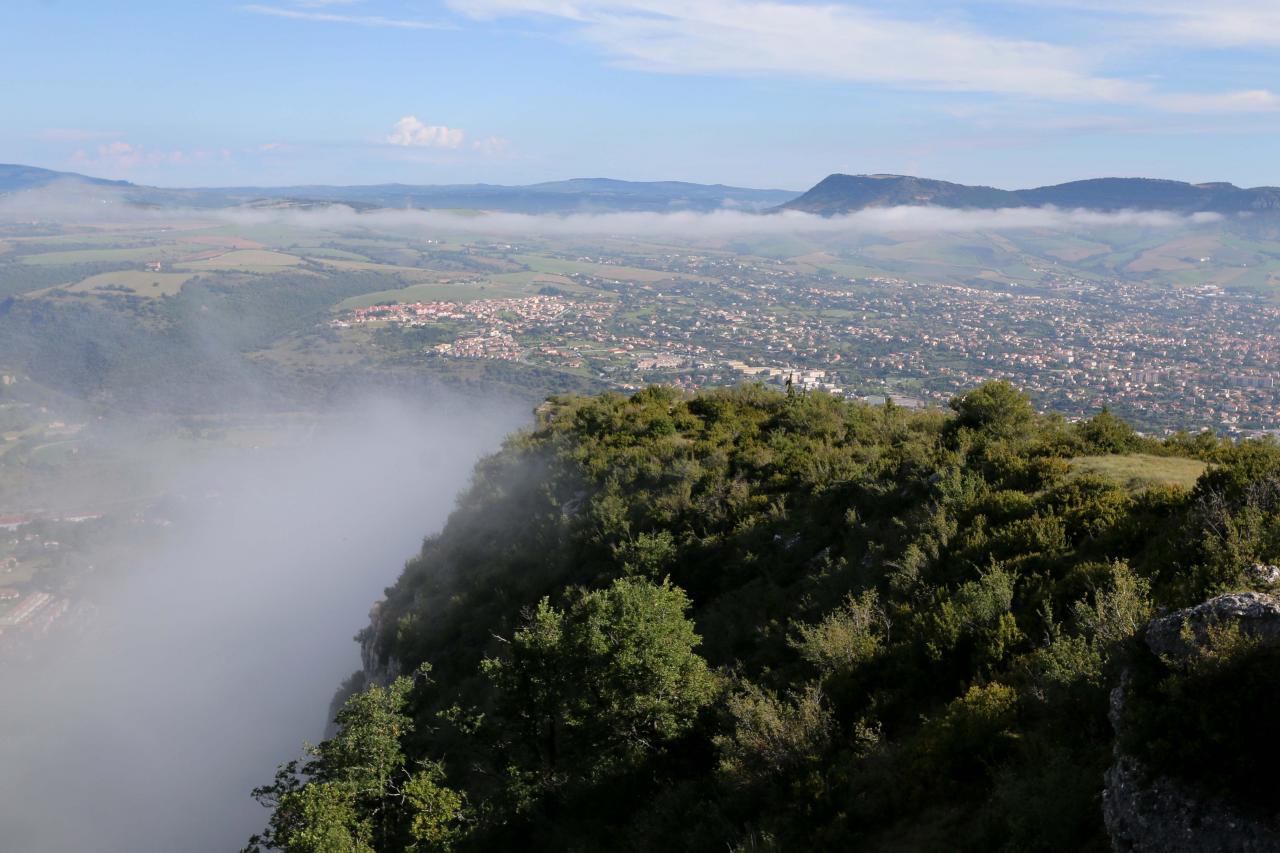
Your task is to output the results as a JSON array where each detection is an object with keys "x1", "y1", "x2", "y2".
[{"x1": 332, "y1": 250, "x2": 1280, "y2": 436}]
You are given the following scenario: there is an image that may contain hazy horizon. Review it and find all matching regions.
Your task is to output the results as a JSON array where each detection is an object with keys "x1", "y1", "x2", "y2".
[{"x1": 12, "y1": 160, "x2": 1280, "y2": 195}]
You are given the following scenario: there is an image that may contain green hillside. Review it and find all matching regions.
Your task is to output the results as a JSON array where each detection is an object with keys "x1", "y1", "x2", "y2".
[{"x1": 247, "y1": 382, "x2": 1280, "y2": 852}]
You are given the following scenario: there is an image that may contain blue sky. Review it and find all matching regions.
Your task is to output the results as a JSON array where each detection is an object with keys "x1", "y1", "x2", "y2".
[{"x1": 3, "y1": 0, "x2": 1279, "y2": 189}]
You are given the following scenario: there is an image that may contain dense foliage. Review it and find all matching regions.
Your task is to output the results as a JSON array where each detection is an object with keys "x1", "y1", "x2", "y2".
[{"x1": 250, "y1": 381, "x2": 1280, "y2": 851}]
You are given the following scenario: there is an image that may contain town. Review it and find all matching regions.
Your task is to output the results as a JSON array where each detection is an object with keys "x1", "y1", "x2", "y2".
[{"x1": 327, "y1": 247, "x2": 1280, "y2": 436}]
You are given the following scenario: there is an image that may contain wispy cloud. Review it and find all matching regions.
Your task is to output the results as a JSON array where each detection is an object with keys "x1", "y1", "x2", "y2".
[
  {"x1": 1023, "y1": 1, "x2": 1280, "y2": 47},
  {"x1": 241, "y1": 4, "x2": 449, "y2": 29},
  {"x1": 385, "y1": 116, "x2": 466, "y2": 148},
  {"x1": 70, "y1": 142, "x2": 232, "y2": 174},
  {"x1": 1153, "y1": 89, "x2": 1280, "y2": 113},
  {"x1": 452, "y1": 0, "x2": 1128, "y2": 100},
  {"x1": 471, "y1": 136, "x2": 511, "y2": 155},
  {"x1": 446, "y1": 0, "x2": 1278, "y2": 113},
  {"x1": 1159, "y1": 2, "x2": 1280, "y2": 46}
]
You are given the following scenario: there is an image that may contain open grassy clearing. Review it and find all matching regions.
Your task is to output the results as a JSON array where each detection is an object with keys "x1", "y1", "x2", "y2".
[
  {"x1": 7, "y1": 228, "x2": 178, "y2": 248},
  {"x1": 293, "y1": 247, "x2": 374, "y2": 261},
  {"x1": 63, "y1": 270, "x2": 194, "y2": 297},
  {"x1": 484, "y1": 270, "x2": 611, "y2": 296},
  {"x1": 193, "y1": 222, "x2": 337, "y2": 246},
  {"x1": 175, "y1": 249, "x2": 304, "y2": 271},
  {"x1": 176, "y1": 234, "x2": 266, "y2": 250},
  {"x1": 335, "y1": 278, "x2": 541, "y2": 310},
  {"x1": 1040, "y1": 240, "x2": 1112, "y2": 262},
  {"x1": 515, "y1": 254, "x2": 675, "y2": 281},
  {"x1": 1125, "y1": 233, "x2": 1224, "y2": 273},
  {"x1": 806, "y1": 258, "x2": 906, "y2": 280},
  {"x1": 1070, "y1": 453, "x2": 1207, "y2": 490},
  {"x1": 310, "y1": 257, "x2": 442, "y2": 277},
  {"x1": 20, "y1": 246, "x2": 181, "y2": 265}
]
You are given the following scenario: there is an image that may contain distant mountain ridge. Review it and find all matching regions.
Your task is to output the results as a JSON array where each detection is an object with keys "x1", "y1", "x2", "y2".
[
  {"x1": 0, "y1": 164, "x2": 798, "y2": 214},
  {"x1": 0, "y1": 163, "x2": 133, "y2": 193},
  {"x1": 782, "y1": 173, "x2": 1280, "y2": 215},
  {"x1": 7, "y1": 163, "x2": 1280, "y2": 217}
]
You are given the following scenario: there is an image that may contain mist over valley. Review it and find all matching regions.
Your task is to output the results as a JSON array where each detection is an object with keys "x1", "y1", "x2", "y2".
[
  {"x1": 0, "y1": 395, "x2": 522, "y2": 851},
  {"x1": 7, "y1": 0, "x2": 1280, "y2": 846}
]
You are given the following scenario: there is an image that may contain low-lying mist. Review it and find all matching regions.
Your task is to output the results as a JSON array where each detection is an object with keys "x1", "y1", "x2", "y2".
[
  {"x1": 0, "y1": 179, "x2": 1223, "y2": 238},
  {"x1": 0, "y1": 393, "x2": 524, "y2": 852}
]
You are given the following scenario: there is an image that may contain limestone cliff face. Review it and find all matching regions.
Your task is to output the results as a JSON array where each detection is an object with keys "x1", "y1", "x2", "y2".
[
  {"x1": 323, "y1": 601, "x2": 403, "y2": 738},
  {"x1": 1104, "y1": 592, "x2": 1280, "y2": 852},
  {"x1": 358, "y1": 599, "x2": 401, "y2": 686}
]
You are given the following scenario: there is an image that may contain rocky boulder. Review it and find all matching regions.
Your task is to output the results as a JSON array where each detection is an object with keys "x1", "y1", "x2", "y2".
[
  {"x1": 1144, "y1": 591, "x2": 1280, "y2": 660},
  {"x1": 1103, "y1": 592, "x2": 1280, "y2": 852}
]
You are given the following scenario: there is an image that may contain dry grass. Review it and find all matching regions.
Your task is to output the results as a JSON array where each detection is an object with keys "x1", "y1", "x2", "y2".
[
  {"x1": 1070, "y1": 453, "x2": 1207, "y2": 491},
  {"x1": 176, "y1": 249, "x2": 303, "y2": 271}
]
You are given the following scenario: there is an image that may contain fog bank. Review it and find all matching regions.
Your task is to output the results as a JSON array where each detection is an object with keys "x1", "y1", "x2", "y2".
[
  {"x1": 0, "y1": 393, "x2": 523, "y2": 852},
  {"x1": 0, "y1": 180, "x2": 1222, "y2": 237}
]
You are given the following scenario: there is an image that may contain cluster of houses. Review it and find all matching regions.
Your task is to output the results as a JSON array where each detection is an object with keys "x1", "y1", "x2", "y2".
[{"x1": 332, "y1": 296, "x2": 573, "y2": 329}]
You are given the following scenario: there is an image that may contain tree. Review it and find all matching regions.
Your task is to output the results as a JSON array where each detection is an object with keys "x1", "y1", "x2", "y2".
[
  {"x1": 483, "y1": 576, "x2": 717, "y2": 782},
  {"x1": 246, "y1": 670, "x2": 466, "y2": 853},
  {"x1": 949, "y1": 381, "x2": 1036, "y2": 438},
  {"x1": 1075, "y1": 406, "x2": 1139, "y2": 453},
  {"x1": 716, "y1": 681, "x2": 833, "y2": 788}
]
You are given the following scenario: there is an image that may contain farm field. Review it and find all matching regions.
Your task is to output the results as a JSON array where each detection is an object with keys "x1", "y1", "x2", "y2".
[
  {"x1": 515, "y1": 254, "x2": 677, "y2": 281},
  {"x1": 63, "y1": 270, "x2": 194, "y2": 297},
  {"x1": 175, "y1": 249, "x2": 305, "y2": 271}
]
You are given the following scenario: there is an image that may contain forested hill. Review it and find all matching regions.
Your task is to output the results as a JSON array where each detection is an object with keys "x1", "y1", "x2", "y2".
[
  {"x1": 248, "y1": 383, "x2": 1280, "y2": 852},
  {"x1": 781, "y1": 173, "x2": 1280, "y2": 215}
]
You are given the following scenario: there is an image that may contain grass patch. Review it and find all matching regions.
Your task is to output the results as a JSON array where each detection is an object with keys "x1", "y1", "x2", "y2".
[
  {"x1": 311, "y1": 258, "x2": 440, "y2": 276},
  {"x1": 515, "y1": 254, "x2": 674, "y2": 281},
  {"x1": 1069, "y1": 453, "x2": 1207, "y2": 491},
  {"x1": 336, "y1": 277, "x2": 567, "y2": 310},
  {"x1": 295, "y1": 247, "x2": 375, "y2": 262},
  {"x1": 176, "y1": 249, "x2": 304, "y2": 271},
  {"x1": 21, "y1": 246, "x2": 175, "y2": 265},
  {"x1": 64, "y1": 270, "x2": 194, "y2": 297}
]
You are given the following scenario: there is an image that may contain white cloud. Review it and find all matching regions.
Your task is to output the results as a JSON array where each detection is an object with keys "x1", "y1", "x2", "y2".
[
  {"x1": 1164, "y1": 3, "x2": 1280, "y2": 46},
  {"x1": 72, "y1": 141, "x2": 148, "y2": 170},
  {"x1": 70, "y1": 142, "x2": 230, "y2": 175},
  {"x1": 1023, "y1": 1, "x2": 1280, "y2": 47},
  {"x1": 241, "y1": 4, "x2": 449, "y2": 29},
  {"x1": 471, "y1": 136, "x2": 511, "y2": 155},
  {"x1": 451, "y1": 0, "x2": 1127, "y2": 100},
  {"x1": 446, "y1": 0, "x2": 1279, "y2": 112},
  {"x1": 1153, "y1": 89, "x2": 1280, "y2": 114},
  {"x1": 385, "y1": 116, "x2": 467, "y2": 148}
]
